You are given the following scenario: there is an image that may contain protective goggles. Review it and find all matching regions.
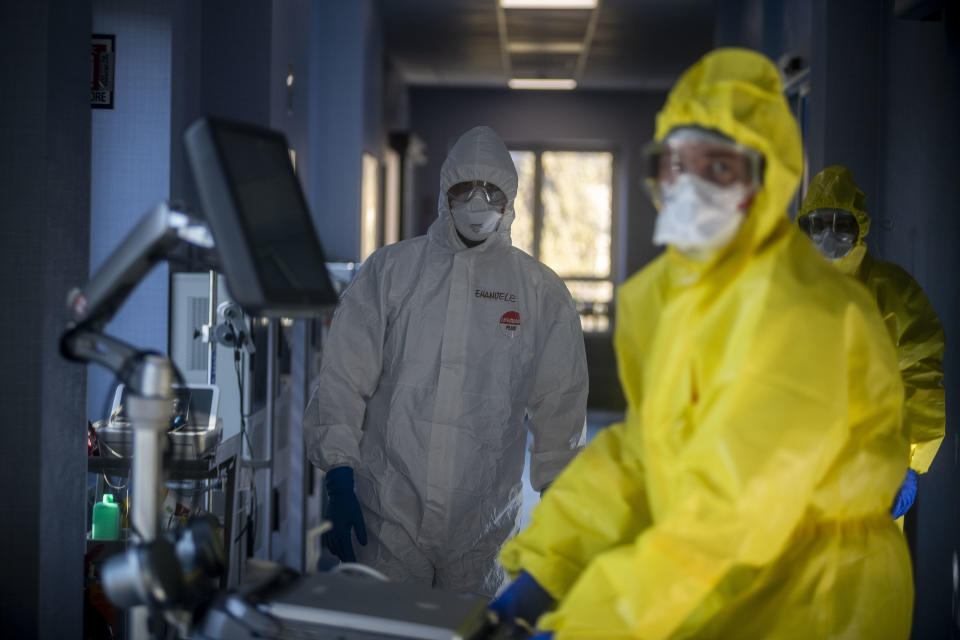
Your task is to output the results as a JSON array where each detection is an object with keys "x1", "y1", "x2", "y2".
[
  {"x1": 641, "y1": 128, "x2": 764, "y2": 201},
  {"x1": 447, "y1": 180, "x2": 508, "y2": 208},
  {"x1": 797, "y1": 208, "x2": 860, "y2": 239}
]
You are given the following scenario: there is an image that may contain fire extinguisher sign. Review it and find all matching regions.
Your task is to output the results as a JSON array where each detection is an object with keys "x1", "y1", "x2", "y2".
[{"x1": 91, "y1": 34, "x2": 115, "y2": 109}]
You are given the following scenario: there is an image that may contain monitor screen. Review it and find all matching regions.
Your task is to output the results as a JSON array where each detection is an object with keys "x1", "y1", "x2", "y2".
[
  {"x1": 185, "y1": 117, "x2": 338, "y2": 315},
  {"x1": 114, "y1": 384, "x2": 217, "y2": 432}
]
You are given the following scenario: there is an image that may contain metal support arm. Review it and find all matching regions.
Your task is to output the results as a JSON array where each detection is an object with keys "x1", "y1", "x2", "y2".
[
  {"x1": 61, "y1": 202, "x2": 215, "y2": 640},
  {"x1": 64, "y1": 202, "x2": 213, "y2": 333}
]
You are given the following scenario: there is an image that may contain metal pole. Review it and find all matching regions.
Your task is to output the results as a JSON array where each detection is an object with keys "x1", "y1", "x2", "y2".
[
  {"x1": 206, "y1": 271, "x2": 218, "y2": 514},
  {"x1": 264, "y1": 319, "x2": 278, "y2": 559},
  {"x1": 124, "y1": 355, "x2": 174, "y2": 640},
  {"x1": 207, "y1": 270, "x2": 218, "y2": 386},
  {"x1": 288, "y1": 319, "x2": 310, "y2": 572}
]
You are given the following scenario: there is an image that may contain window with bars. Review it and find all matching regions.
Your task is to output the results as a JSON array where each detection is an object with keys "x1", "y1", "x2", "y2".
[{"x1": 510, "y1": 149, "x2": 615, "y2": 333}]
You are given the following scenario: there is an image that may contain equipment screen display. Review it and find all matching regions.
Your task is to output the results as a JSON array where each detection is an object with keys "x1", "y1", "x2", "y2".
[
  {"x1": 115, "y1": 385, "x2": 215, "y2": 431},
  {"x1": 214, "y1": 126, "x2": 335, "y2": 301}
]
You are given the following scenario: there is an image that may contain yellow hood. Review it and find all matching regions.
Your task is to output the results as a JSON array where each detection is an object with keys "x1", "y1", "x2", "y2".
[
  {"x1": 799, "y1": 171, "x2": 944, "y2": 473},
  {"x1": 655, "y1": 48, "x2": 803, "y2": 274},
  {"x1": 798, "y1": 165, "x2": 871, "y2": 274}
]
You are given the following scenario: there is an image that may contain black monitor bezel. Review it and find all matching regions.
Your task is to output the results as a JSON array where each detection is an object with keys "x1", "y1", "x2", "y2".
[{"x1": 185, "y1": 116, "x2": 338, "y2": 316}]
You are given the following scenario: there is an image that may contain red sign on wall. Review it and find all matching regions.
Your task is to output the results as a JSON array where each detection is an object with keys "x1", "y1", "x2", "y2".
[{"x1": 91, "y1": 34, "x2": 115, "y2": 109}]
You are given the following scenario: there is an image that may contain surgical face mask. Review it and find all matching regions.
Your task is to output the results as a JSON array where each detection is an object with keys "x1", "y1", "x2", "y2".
[
  {"x1": 450, "y1": 194, "x2": 503, "y2": 241},
  {"x1": 798, "y1": 209, "x2": 860, "y2": 260},
  {"x1": 652, "y1": 173, "x2": 750, "y2": 255},
  {"x1": 809, "y1": 230, "x2": 856, "y2": 260}
]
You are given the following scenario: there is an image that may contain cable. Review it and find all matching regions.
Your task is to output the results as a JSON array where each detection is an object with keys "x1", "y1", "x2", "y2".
[
  {"x1": 98, "y1": 374, "x2": 120, "y2": 423},
  {"x1": 331, "y1": 563, "x2": 390, "y2": 582},
  {"x1": 102, "y1": 472, "x2": 128, "y2": 491},
  {"x1": 94, "y1": 374, "x2": 127, "y2": 496},
  {"x1": 234, "y1": 353, "x2": 256, "y2": 457},
  {"x1": 233, "y1": 348, "x2": 259, "y2": 550}
]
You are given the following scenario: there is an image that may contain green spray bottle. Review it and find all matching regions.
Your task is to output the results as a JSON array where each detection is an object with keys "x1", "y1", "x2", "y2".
[{"x1": 92, "y1": 494, "x2": 120, "y2": 540}]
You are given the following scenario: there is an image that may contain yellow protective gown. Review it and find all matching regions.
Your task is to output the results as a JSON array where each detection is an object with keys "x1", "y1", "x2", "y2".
[
  {"x1": 799, "y1": 166, "x2": 946, "y2": 473},
  {"x1": 500, "y1": 48, "x2": 912, "y2": 638}
]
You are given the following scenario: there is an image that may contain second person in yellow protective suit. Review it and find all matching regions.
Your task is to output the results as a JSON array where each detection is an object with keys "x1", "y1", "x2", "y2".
[
  {"x1": 492, "y1": 48, "x2": 912, "y2": 639},
  {"x1": 797, "y1": 165, "x2": 946, "y2": 519}
]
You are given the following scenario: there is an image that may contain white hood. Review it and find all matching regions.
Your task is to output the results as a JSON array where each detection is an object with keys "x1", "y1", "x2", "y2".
[{"x1": 437, "y1": 125, "x2": 518, "y2": 239}]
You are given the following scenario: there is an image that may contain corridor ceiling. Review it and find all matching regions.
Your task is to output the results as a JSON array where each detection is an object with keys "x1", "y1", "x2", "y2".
[{"x1": 382, "y1": 0, "x2": 716, "y2": 91}]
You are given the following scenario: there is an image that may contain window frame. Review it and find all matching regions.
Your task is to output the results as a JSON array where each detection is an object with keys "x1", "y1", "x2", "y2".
[{"x1": 508, "y1": 143, "x2": 620, "y2": 335}]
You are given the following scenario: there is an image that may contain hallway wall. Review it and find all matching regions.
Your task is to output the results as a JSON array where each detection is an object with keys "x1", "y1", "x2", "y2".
[
  {"x1": 715, "y1": 1, "x2": 960, "y2": 634},
  {"x1": 0, "y1": 1, "x2": 92, "y2": 635},
  {"x1": 88, "y1": 0, "x2": 174, "y2": 420}
]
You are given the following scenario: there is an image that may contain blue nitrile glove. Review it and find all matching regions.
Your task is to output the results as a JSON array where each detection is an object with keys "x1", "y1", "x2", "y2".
[
  {"x1": 489, "y1": 571, "x2": 554, "y2": 629},
  {"x1": 322, "y1": 466, "x2": 367, "y2": 562},
  {"x1": 891, "y1": 468, "x2": 918, "y2": 519},
  {"x1": 529, "y1": 634, "x2": 553, "y2": 640}
]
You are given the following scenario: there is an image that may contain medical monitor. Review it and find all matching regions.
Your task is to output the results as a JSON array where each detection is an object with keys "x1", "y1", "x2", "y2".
[
  {"x1": 184, "y1": 117, "x2": 338, "y2": 315},
  {"x1": 112, "y1": 383, "x2": 219, "y2": 433}
]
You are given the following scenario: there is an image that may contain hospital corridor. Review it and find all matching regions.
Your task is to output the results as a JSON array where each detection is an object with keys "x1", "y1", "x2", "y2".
[{"x1": 2, "y1": 1, "x2": 959, "y2": 638}]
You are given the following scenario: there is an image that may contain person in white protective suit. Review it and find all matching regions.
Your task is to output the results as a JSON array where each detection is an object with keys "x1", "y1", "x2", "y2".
[{"x1": 303, "y1": 125, "x2": 588, "y2": 597}]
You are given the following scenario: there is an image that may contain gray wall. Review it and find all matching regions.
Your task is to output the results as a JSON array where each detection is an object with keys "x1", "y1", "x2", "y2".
[
  {"x1": 0, "y1": 0, "x2": 393, "y2": 625},
  {"x1": 717, "y1": 1, "x2": 960, "y2": 635},
  {"x1": 169, "y1": 0, "x2": 390, "y2": 262},
  {"x1": 270, "y1": 0, "x2": 311, "y2": 166},
  {"x1": 797, "y1": 5, "x2": 960, "y2": 636},
  {"x1": 170, "y1": 0, "x2": 274, "y2": 217},
  {"x1": 307, "y1": 0, "x2": 385, "y2": 262},
  {"x1": 882, "y1": 8, "x2": 960, "y2": 638},
  {"x1": 0, "y1": 1, "x2": 91, "y2": 635},
  {"x1": 88, "y1": 0, "x2": 174, "y2": 420},
  {"x1": 715, "y1": 0, "x2": 812, "y2": 64},
  {"x1": 806, "y1": 1, "x2": 885, "y2": 215}
]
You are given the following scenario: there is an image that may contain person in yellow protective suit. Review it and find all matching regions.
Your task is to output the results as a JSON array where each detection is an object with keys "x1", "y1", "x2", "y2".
[
  {"x1": 493, "y1": 48, "x2": 912, "y2": 639},
  {"x1": 797, "y1": 165, "x2": 946, "y2": 519}
]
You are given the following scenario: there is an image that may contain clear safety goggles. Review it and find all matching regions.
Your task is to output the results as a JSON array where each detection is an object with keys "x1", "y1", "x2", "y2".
[
  {"x1": 447, "y1": 180, "x2": 508, "y2": 208},
  {"x1": 797, "y1": 208, "x2": 860, "y2": 239},
  {"x1": 641, "y1": 128, "x2": 764, "y2": 202}
]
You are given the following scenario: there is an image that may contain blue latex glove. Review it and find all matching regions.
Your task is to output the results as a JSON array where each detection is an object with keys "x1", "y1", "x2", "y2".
[
  {"x1": 489, "y1": 571, "x2": 554, "y2": 629},
  {"x1": 322, "y1": 467, "x2": 367, "y2": 562},
  {"x1": 891, "y1": 468, "x2": 918, "y2": 519}
]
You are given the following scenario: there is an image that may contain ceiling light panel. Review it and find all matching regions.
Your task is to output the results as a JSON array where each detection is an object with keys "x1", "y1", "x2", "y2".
[
  {"x1": 508, "y1": 78, "x2": 578, "y2": 90},
  {"x1": 507, "y1": 41, "x2": 584, "y2": 54},
  {"x1": 501, "y1": 0, "x2": 597, "y2": 8}
]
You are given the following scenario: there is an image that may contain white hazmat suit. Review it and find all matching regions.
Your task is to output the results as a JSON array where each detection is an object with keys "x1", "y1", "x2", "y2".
[{"x1": 304, "y1": 126, "x2": 588, "y2": 596}]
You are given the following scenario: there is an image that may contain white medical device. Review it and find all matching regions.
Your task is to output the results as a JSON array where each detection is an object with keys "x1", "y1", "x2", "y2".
[{"x1": 98, "y1": 383, "x2": 222, "y2": 460}]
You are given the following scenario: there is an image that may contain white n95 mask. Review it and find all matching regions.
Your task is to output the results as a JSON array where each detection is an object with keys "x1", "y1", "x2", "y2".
[
  {"x1": 451, "y1": 195, "x2": 502, "y2": 241},
  {"x1": 653, "y1": 173, "x2": 750, "y2": 255}
]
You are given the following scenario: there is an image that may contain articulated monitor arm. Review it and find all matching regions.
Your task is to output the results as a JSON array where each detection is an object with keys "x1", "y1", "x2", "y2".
[
  {"x1": 60, "y1": 202, "x2": 214, "y2": 391},
  {"x1": 60, "y1": 202, "x2": 225, "y2": 640}
]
